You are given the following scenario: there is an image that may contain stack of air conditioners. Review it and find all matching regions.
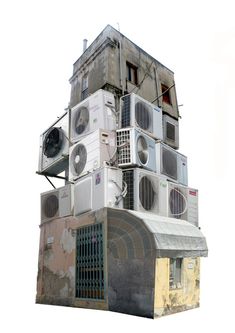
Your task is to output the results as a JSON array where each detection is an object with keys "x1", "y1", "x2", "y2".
[
  {"x1": 38, "y1": 89, "x2": 125, "y2": 223},
  {"x1": 38, "y1": 89, "x2": 198, "y2": 228},
  {"x1": 117, "y1": 93, "x2": 199, "y2": 228}
]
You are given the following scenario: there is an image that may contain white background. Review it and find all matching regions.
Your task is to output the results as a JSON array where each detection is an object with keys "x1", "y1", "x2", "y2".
[{"x1": 0, "y1": 0, "x2": 234, "y2": 332}]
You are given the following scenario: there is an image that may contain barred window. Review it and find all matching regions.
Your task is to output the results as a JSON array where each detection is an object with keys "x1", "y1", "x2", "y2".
[{"x1": 169, "y1": 258, "x2": 183, "y2": 289}]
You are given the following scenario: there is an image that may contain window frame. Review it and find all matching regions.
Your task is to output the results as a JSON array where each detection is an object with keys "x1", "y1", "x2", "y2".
[
  {"x1": 81, "y1": 73, "x2": 88, "y2": 100},
  {"x1": 126, "y1": 61, "x2": 138, "y2": 85},
  {"x1": 169, "y1": 258, "x2": 183, "y2": 289}
]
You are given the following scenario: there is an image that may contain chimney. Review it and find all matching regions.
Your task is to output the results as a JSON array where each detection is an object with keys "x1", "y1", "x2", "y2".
[{"x1": 83, "y1": 39, "x2": 88, "y2": 53}]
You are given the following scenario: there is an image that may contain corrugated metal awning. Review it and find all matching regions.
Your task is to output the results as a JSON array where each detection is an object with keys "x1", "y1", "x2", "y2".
[{"x1": 107, "y1": 209, "x2": 208, "y2": 258}]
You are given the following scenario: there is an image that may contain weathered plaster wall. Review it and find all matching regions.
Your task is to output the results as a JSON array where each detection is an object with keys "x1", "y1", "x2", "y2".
[{"x1": 154, "y1": 258, "x2": 200, "y2": 317}]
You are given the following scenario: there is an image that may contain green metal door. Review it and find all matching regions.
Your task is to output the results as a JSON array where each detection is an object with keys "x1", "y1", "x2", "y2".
[{"x1": 76, "y1": 223, "x2": 105, "y2": 299}]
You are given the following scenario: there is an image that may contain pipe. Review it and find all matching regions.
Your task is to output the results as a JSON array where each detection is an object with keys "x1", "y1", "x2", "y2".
[{"x1": 83, "y1": 39, "x2": 88, "y2": 53}]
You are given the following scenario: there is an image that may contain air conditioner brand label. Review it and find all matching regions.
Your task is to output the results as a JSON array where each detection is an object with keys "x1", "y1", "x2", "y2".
[
  {"x1": 95, "y1": 173, "x2": 101, "y2": 185},
  {"x1": 61, "y1": 190, "x2": 69, "y2": 199},
  {"x1": 154, "y1": 108, "x2": 160, "y2": 112},
  {"x1": 189, "y1": 190, "x2": 197, "y2": 196}
]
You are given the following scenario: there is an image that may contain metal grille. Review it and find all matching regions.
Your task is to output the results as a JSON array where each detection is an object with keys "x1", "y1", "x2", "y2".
[
  {"x1": 166, "y1": 121, "x2": 175, "y2": 141},
  {"x1": 139, "y1": 176, "x2": 156, "y2": 211},
  {"x1": 121, "y1": 95, "x2": 131, "y2": 128},
  {"x1": 117, "y1": 129, "x2": 131, "y2": 165},
  {"x1": 123, "y1": 170, "x2": 134, "y2": 210},
  {"x1": 169, "y1": 187, "x2": 186, "y2": 219},
  {"x1": 135, "y1": 101, "x2": 151, "y2": 130},
  {"x1": 162, "y1": 146, "x2": 177, "y2": 180},
  {"x1": 43, "y1": 194, "x2": 59, "y2": 218},
  {"x1": 76, "y1": 223, "x2": 104, "y2": 299}
]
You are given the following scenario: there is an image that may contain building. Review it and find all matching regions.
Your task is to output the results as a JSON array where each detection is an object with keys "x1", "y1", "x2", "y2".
[
  {"x1": 36, "y1": 25, "x2": 208, "y2": 319},
  {"x1": 69, "y1": 25, "x2": 179, "y2": 119}
]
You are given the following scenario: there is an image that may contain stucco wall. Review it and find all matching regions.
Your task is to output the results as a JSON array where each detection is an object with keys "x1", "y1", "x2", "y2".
[{"x1": 154, "y1": 258, "x2": 200, "y2": 317}]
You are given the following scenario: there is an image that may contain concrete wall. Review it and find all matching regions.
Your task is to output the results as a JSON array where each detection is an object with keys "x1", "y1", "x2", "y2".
[
  {"x1": 69, "y1": 25, "x2": 179, "y2": 119},
  {"x1": 154, "y1": 258, "x2": 200, "y2": 317}
]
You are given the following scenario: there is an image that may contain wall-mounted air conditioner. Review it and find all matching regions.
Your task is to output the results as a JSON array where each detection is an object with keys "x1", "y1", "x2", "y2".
[
  {"x1": 123, "y1": 168, "x2": 198, "y2": 226},
  {"x1": 38, "y1": 112, "x2": 69, "y2": 175},
  {"x1": 163, "y1": 114, "x2": 179, "y2": 150},
  {"x1": 70, "y1": 89, "x2": 117, "y2": 143},
  {"x1": 41, "y1": 184, "x2": 73, "y2": 223},
  {"x1": 69, "y1": 129, "x2": 116, "y2": 181},
  {"x1": 116, "y1": 127, "x2": 156, "y2": 172},
  {"x1": 74, "y1": 166, "x2": 124, "y2": 216},
  {"x1": 120, "y1": 93, "x2": 163, "y2": 140},
  {"x1": 155, "y1": 142, "x2": 188, "y2": 185}
]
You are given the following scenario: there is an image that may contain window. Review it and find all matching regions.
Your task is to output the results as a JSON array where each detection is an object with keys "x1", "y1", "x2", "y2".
[
  {"x1": 81, "y1": 74, "x2": 88, "y2": 100},
  {"x1": 126, "y1": 62, "x2": 138, "y2": 85},
  {"x1": 76, "y1": 223, "x2": 104, "y2": 299},
  {"x1": 161, "y1": 83, "x2": 172, "y2": 105},
  {"x1": 169, "y1": 258, "x2": 183, "y2": 289}
]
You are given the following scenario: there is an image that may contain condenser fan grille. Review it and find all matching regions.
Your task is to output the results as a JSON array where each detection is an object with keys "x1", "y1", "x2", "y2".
[
  {"x1": 169, "y1": 188, "x2": 186, "y2": 218},
  {"x1": 74, "y1": 106, "x2": 89, "y2": 135},
  {"x1": 166, "y1": 122, "x2": 175, "y2": 141},
  {"x1": 71, "y1": 144, "x2": 87, "y2": 176},
  {"x1": 162, "y1": 147, "x2": 177, "y2": 180},
  {"x1": 43, "y1": 127, "x2": 64, "y2": 158},
  {"x1": 137, "y1": 135, "x2": 148, "y2": 165},
  {"x1": 43, "y1": 194, "x2": 59, "y2": 218},
  {"x1": 139, "y1": 176, "x2": 156, "y2": 210},
  {"x1": 135, "y1": 101, "x2": 151, "y2": 130}
]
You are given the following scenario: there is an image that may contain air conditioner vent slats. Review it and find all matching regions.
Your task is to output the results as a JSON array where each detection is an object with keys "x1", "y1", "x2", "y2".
[
  {"x1": 162, "y1": 146, "x2": 178, "y2": 180},
  {"x1": 121, "y1": 95, "x2": 131, "y2": 128},
  {"x1": 123, "y1": 170, "x2": 134, "y2": 210},
  {"x1": 139, "y1": 176, "x2": 155, "y2": 211},
  {"x1": 135, "y1": 101, "x2": 151, "y2": 130},
  {"x1": 43, "y1": 194, "x2": 59, "y2": 218}
]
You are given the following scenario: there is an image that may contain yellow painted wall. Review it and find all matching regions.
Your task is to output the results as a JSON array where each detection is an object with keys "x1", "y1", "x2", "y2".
[{"x1": 154, "y1": 258, "x2": 200, "y2": 316}]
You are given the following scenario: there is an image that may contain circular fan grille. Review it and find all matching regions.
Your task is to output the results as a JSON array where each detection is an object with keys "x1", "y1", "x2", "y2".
[
  {"x1": 44, "y1": 194, "x2": 59, "y2": 218},
  {"x1": 71, "y1": 143, "x2": 87, "y2": 176},
  {"x1": 137, "y1": 135, "x2": 148, "y2": 165},
  {"x1": 162, "y1": 147, "x2": 177, "y2": 179},
  {"x1": 169, "y1": 188, "x2": 186, "y2": 217},
  {"x1": 43, "y1": 127, "x2": 64, "y2": 158},
  {"x1": 139, "y1": 176, "x2": 156, "y2": 210},
  {"x1": 135, "y1": 101, "x2": 151, "y2": 130},
  {"x1": 74, "y1": 106, "x2": 89, "y2": 135}
]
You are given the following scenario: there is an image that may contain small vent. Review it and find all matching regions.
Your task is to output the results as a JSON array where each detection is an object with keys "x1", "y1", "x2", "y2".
[
  {"x1": 166, "y1": 122, "x2": 175, "y2": 141},
  {"x1": 121, "y1": 95, "x2": 131, "y2": 127},
  {"x1": 117, "y1": 130, "x2": 131, "y2": 164},
  {"x1": 123, "y1": 170, "x2": 134, "y2": 210},
  {"x1": 43, "y1": 194, "x2": 59, "y2": 218},
  {"x1": 162, "y1": 146, "x2": 177, "y2": 180},
  {"x1": 135, "y1": 101, "x2": 151, "y2": 130},
  {"x1": 43, "y1": 127, "x2": 64, "y2": 158},
  {"x1": 74, "y1": 106, "x2": 89, "y2": 135},
  {"x1": 137, "y1": 135, "x2": 148, "y2": 165},
  {"x1": 139, "y1": 176, "x2": 156, "y2": 211},
  {"x1": 71, "y1": 144, "x2": 87, "y2": 177},
  {"x1": 169, "y1": 188, "x2": 186, "y2": 218}
]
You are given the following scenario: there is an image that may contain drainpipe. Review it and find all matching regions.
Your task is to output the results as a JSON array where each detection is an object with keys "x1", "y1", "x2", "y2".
[{"x1": 119, "y1": 40, "x2": 124, "y2": 96}]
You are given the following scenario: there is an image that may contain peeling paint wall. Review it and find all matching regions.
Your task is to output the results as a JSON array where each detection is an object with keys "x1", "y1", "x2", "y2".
[
  {"x1": 36, "y1": 211, "x2": 108, "y2": 310},
  {"x1": 154, "y1": 258, "x2": 200, "y2": 317}
]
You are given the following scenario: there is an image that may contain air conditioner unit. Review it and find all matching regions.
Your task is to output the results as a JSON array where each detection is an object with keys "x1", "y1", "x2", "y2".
[
  {"x1": 120, "y1": 93, "x2": 163, "y2": 140},
  {"x1": 38, "y1": 112, "x2": 69, "y2": 175},
  {"x1": 74, "y1": 166, "x2": 124, "y2": 216},
  {"x1": 123, "y1": 168, "x2": 198, "y2": 226},
  {"x1": 69, "y1": 129, "x2": 116, "y2": 181},
  {"x1": 163, "y1": 114, "x2": 179, "y2": 149},
  {"x1": 155, "y1": 142, "x2": 188, "y2": 185},
  {"x1": 70, "y1": 89, "x2": 117, "y2": 143},
  {"x1": 116, "y1": 127, "x2": 156, "y2": 172},
  {"x1": 41, "y1": 184, "x2": 73, "y2": 223}
]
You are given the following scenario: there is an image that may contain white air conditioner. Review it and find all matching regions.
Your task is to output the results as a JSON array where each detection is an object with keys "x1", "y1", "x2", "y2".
[
  {"x1": 123, "y1": 168, "x2": 198, "y2": 226},
  {"x1": 120, "y1": 93, "x2": 163, "y2": 140},
  {"x1": 117, "y1": 127, "x2": 156, "y2": 172},
  {"x1": 163, "y1": 114, "x2": 179, "y2": 149},
  {"x1": 38, "y1": 112, "x2": 69, "y2": 175},
  {"x1": 41, "y1": 184, "x2": 73, "y2": 223},
  {"x1": 155, "y1": 142, "x2": 188, "y2": 185},
  {"x1": 69, "y1": 129, "x2": 116, "y2": 181},
  {"x1": 74, "y1": 166, "x2": 124, "y2": 216},
  {"x1": 70, "y1": 89, "x2": 117, "y2": 143}
]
